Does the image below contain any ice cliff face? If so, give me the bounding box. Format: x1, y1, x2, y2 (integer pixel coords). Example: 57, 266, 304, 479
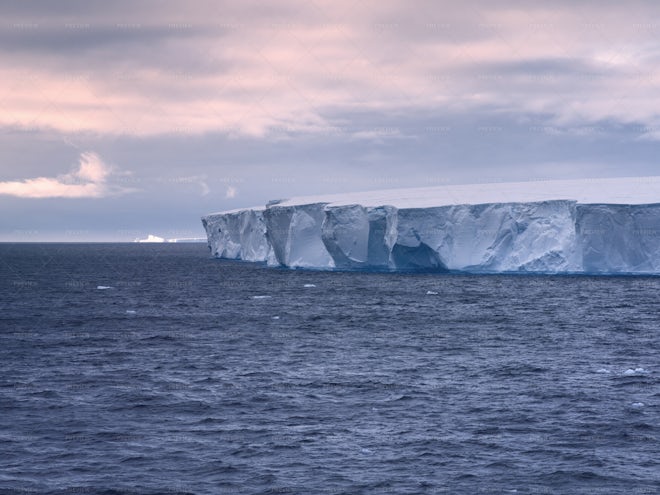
263, 203, 334, 268
322, 205, 397, 270
201, 209, 270, 262
202, 179, 660, 274
577, 204, 660, 273
393, 201, 580, 272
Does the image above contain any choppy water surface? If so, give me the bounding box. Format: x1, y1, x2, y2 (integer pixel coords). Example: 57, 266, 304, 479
1, 243, 658, 494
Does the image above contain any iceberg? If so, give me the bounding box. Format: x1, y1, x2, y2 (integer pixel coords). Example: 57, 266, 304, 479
201, 177, 660, 274
135, 234, 165, 243
133, 234, 206, 243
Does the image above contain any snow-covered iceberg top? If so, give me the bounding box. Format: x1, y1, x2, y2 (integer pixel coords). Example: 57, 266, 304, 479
202, 177, 660, 274
273, 176, 660, 208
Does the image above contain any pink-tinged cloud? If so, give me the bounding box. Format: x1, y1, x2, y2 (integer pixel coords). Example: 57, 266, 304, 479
0, 152, 127, 198
225, 186, 237, 199
1, 1, 660, 137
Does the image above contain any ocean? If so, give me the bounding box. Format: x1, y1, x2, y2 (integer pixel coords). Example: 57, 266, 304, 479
1, 243, 658, 494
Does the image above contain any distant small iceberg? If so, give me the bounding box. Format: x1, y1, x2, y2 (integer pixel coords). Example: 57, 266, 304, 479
134, 234, 205, 243
135, 234, 165, 243
166, 237, 206, 243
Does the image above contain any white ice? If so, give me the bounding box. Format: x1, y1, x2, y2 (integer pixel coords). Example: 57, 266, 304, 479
202, 177, 660, 274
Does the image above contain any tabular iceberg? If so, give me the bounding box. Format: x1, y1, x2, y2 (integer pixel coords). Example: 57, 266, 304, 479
202, 177, 660, 274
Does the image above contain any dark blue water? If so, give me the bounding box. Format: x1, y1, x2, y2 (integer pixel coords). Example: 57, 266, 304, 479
1, 243, 659, 494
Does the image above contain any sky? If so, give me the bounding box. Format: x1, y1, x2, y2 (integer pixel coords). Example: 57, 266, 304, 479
1, 0, 660, 241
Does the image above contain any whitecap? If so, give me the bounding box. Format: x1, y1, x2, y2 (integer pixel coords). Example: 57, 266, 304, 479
426, 290, 438, 295
623, 367, 648, 376
596, 368, 611, 374
272, 316, 280, 320
303, 284, 316, 288
631, 402, 645, 408
126, 310, 137, 314
251, 295, 271, 299
96, 285, 112, 290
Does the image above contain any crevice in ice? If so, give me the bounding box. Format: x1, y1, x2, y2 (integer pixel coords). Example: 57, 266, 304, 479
391, 242, 448, 271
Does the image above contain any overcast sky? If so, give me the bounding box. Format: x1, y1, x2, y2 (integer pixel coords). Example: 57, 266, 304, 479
1, 0, 660, 240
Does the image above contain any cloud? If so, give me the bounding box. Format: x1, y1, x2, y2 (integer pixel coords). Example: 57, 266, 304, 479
1, 1, 659, 139
0, 152, 130, 198
225, 185, 237, 199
